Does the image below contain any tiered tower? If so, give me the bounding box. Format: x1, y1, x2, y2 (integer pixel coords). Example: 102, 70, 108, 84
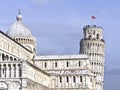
80, 25, 105, 90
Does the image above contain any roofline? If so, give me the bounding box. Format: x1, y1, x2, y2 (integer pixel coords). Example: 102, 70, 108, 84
34, 54, 89, 60
26, 61, 51, 76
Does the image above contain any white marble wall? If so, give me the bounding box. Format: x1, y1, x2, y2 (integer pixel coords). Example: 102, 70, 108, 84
22, 61, 50, 88
34, 55, 96, 90
0, 32, 33, 63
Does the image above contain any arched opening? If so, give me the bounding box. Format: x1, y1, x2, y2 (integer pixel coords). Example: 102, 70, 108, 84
55, 62, 57, 68
2, 53, 5, 61
8, 64, 11, 77
14, 58, 17, 61
11, 82, 21, 90
97, 34, 99, 39
18, 64, 21, 77
80, 76, 82, 82
3, 64, 6, 77
10, 57, 13, 61
66, 62, 69, 67
66, 76, 69, 83
21, 38, 23, 43
44, 62, 47, 68
88, 35, 91, 39
13, 64, 16, 77
73, 76, 76, 82
6, 55, 9, 61
60, 77, 62, 83
0, 81, 8, 90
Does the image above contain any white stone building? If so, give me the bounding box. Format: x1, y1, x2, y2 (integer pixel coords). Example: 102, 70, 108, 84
0, 12, 105, 90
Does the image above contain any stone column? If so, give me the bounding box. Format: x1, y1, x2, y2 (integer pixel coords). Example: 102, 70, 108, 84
11, 64, 14, 78
16, 64, 19, 78
1, 64, 4, 78
6, 64, 9, 78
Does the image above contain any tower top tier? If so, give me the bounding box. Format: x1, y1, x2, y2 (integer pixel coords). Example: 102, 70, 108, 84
83, 25, 104, 40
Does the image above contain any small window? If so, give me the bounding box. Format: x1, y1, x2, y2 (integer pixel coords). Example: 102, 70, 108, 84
55, 62, 57, 67
67, 76, 69, 83
73, 76, 76, 82
66, 62, 69, 67
97, 34, 99, 39
45, 62, 47, 68
2, 54, 4, 61
79, 61, 81, 67
80, 76, 82, 82
89, 35, 91, 39
60, 77, 62, 83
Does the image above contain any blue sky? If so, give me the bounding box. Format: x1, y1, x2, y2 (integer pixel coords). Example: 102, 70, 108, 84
1, 0, 120, 89
0, 0, 119, 70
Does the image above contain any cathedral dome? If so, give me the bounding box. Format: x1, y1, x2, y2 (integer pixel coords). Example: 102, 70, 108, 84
6, 11, 32, 37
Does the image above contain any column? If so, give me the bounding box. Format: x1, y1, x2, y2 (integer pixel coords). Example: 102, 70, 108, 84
16, 64, 19, 77
6, 64, 9, 78
11, 64, 14, 78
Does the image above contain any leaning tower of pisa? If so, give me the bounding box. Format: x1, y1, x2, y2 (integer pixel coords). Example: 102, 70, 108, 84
80, 25, 105, 90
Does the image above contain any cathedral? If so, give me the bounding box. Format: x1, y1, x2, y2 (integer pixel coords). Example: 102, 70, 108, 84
0, 11, 105, 90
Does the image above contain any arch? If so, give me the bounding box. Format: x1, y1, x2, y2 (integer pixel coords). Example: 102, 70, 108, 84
97, 34, 99, 39
18, 64, 21, 77
94, 62, 96, 65
25, 39, 27, 43
13, 64, 16, 77
23, 38, 25, 43
80, 76, 82, 82
0, 81, 8, 90
1, 55, 4, 61
90, 53, 91, 56
3, 64, 6, 77
60, 77, 62, 83
10, 56, 13, 61
95, 53, 97, 56
8, 64, 11, 77
66, 76, 69, 83
44, 62, 47, 68
21, 38, 23, 43
11, 81, 21, 90
73, 76, 76, 82
91, 62, 93, 65
66, 62, 69, 67
14, 58, 17, 61
88, 35, 91, 39
18, 38, 20, 41
16, 38, 18, 41
55, 62, 57, 67
28, 39, 30, 43
6, 55, 9, 61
